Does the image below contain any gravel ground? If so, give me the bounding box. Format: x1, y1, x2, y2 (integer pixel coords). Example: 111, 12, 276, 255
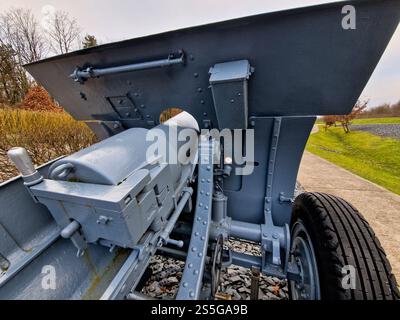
140, 240, 289, 300
351, 124, 400, 140
140, 183, 306, 300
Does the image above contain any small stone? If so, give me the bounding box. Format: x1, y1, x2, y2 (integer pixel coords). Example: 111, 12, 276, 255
265, 277, 276, 286
238, 287, 251, 294
230, 275, 242, 283
159, 276, 179, 287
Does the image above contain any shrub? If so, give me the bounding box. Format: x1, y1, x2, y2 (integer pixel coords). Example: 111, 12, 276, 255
0, 108, 97, 182
18, 85, 63, 112
322, 100, 368, 133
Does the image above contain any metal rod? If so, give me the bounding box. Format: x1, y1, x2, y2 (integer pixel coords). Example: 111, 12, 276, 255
250, 266, 260, 300
159, 187, 193, 244
126, 291, 157, 300
230, 220, 262, 242
157, 246, 187, 259
71, 52, 184, 83
231, 251, 262, 269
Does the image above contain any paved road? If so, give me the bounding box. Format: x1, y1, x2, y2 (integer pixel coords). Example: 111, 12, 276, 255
298, 151, 400, 283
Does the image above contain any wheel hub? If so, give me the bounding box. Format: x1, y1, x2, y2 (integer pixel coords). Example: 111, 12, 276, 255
289, 220, 321, 300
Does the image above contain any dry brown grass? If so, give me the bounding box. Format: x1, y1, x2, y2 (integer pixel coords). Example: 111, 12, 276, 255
0, 108, 97, 182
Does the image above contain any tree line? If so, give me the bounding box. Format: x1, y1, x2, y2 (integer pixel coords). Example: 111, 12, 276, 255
0, 8, 98, 106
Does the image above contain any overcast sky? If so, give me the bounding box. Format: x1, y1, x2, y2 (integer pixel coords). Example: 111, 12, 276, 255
1, 0, 399, 107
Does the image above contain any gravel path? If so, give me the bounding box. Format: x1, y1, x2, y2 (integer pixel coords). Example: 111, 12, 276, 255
351, 124, 400, 140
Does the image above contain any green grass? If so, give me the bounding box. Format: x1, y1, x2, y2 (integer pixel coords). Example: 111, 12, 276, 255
316, 117, 400, 125
306, 126, 400, 195
351, 117, 400, 125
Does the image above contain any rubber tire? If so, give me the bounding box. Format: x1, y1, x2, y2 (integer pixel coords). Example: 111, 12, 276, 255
290, 192, 400, 300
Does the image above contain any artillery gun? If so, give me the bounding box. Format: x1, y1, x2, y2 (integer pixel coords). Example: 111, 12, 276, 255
1, 0, 399, 300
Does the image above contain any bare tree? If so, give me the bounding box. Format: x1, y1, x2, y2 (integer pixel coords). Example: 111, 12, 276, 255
0, 44, 31, 105
0, 8, 46, 64
46, 10, 81, 54
0, 8, 44, 105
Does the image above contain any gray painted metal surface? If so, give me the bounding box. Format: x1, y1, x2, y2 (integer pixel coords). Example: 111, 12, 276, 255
25, 0, 400, 125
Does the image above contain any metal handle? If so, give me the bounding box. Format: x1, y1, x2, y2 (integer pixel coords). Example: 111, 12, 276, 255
49, 163, 74, 180
7, 147, 36, 176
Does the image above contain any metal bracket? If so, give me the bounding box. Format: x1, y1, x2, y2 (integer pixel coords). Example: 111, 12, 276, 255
176, 136, 214, 299
279, 192, 294, 204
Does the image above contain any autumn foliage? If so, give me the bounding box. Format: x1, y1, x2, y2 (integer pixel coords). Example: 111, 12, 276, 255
322, 100, 368, 133
18, 85, 63, 112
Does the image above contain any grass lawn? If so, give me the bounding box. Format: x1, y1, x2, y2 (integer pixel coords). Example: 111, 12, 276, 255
351, 117, 400, 125
316, 117, 400, 125
306, 126, 400, 195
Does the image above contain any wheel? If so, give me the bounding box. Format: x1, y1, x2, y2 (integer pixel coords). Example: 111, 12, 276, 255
211, 234, 223, 297
289, 192, 400, 300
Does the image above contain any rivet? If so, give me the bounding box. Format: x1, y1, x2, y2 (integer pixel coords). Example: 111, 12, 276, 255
203, 221, 207, 225
206, 192, 210, 196
201, 236, 205, 240
188, 263, 193, 268
194, 73, 199, 77
230, 99, 234, 103
205, 206, 209, 209
192, 247, 197, 252
189, 291, 195, 297
197, 87, 202, 93
194, 270, 199, 275
195, 232, 199, 236
183, 282, 188, 287
198, 253, 203, 257
140, 104, 145, 108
